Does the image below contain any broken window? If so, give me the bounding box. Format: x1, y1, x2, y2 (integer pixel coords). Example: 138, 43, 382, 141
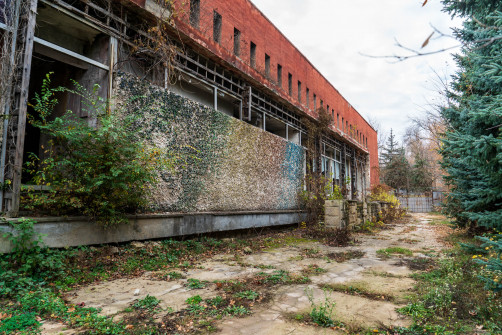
213, 11, 222, 43
233, 28, 241, 56
190, 0, 200, 28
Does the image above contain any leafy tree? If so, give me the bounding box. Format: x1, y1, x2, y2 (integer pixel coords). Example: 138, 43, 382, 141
440, 0, 502, 230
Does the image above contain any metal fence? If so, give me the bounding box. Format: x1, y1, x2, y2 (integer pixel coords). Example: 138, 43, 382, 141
398, 192, 444, 213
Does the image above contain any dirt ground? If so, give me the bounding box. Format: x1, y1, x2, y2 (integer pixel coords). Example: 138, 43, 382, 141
41, 213, 450, 334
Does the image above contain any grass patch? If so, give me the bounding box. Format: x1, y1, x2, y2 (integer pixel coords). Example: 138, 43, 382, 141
326, 250, 365, 262
396, 234, 502, 334
301, 264, 328, 275
262, 236, 313, 251
376, 247, 413, 258
321, 283, 395, 302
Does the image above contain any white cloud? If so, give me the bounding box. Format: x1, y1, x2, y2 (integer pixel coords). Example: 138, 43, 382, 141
251, 0, 462, 144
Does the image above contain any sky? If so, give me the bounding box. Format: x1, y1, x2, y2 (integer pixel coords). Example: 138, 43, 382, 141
250, 0, 462, 144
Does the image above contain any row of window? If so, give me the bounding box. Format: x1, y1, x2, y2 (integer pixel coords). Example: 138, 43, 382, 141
189, 0, 368, 150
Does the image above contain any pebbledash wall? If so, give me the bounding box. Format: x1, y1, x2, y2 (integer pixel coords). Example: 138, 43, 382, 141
116, 72, 304, 212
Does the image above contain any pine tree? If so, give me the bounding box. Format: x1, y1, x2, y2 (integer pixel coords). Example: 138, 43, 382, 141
380, 129, 400, 166
382, 147, 410, 192
440, 0, 502, 229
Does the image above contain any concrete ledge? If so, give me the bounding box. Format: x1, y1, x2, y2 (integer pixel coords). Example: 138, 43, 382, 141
0, 210, 307, 253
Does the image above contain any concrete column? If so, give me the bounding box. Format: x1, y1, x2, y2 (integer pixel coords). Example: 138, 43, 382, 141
324, 200, 343, 229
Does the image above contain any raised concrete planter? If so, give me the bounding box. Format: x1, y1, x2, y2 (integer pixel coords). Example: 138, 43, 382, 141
0, 210, 307, 253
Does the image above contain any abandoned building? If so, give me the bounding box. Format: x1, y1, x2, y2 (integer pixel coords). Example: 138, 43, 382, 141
0, 0, 378, 245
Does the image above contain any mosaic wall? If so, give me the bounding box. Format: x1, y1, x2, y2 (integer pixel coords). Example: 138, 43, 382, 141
114, 72, 304, 212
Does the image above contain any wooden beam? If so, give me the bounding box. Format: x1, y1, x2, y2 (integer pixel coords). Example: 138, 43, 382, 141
9, 0, 38, 217
34, 37, 109, 70
33, 43, 89, 70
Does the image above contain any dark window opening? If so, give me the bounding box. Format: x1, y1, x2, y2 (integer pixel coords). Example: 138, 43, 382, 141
190, 0, 200, 28
313, 94, 317, 109
250, 42, 256, 68
265, 53, 270, 77
277, 64, 282, 86
288, 73, 292, 96
213, 11, 222, 43
233, 28, 241, 56
306, 88, 310, 107
297, 81, 302, 102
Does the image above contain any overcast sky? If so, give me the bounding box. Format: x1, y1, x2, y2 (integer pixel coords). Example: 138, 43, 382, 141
251, 0, 462, 144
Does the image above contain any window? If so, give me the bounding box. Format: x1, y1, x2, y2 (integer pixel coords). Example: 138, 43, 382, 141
306, 88, 310, 107
233, 28, 241, 56
332, 109, 335, 122
288, 73, 292, 96
337, 113, 339, 128
213, 11, 222, 43
190, 0, 200, 28
320, 99, 323, 108
297, 81, 302, 102
342, 117, 344, 132
265, 54, 270, 77
277, 64, 282, 86
313, 94, 317, 110
250, 42, 256, 68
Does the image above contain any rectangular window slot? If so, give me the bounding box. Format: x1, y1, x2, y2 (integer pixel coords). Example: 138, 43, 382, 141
288, 73, 292, 96
250, 42, 256, 68
277, 64, 282, 86
190, 0, 200, 28
265, 53, 270, 77
233, 28, 241, 56
297, 81, 302, 102
306, 87, 310, 107
213, 11, 222, 43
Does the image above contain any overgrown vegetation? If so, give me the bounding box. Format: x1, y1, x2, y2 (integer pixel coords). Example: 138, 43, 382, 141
438, 0, 502, 297
22, 74, 177, 226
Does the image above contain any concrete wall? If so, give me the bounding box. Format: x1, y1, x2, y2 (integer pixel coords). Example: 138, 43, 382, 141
0, 211, 307, 253
115, 72, 304, 213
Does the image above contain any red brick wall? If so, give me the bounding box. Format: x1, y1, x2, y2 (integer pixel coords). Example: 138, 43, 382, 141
126, 0, 379, 186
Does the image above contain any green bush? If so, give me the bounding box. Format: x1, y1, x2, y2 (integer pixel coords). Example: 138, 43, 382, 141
473, 233, 502, 293
1, 218, 67, 296
23, 73, 177, 226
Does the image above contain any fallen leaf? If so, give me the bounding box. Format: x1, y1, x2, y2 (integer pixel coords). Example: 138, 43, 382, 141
421, 31, 434, 48
125, 324, 134, 329
68, 307, 75, 313
36, 316, 42, 322
422, 0, 428, 6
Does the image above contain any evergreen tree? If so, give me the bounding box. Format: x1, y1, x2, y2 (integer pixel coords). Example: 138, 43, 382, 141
382, 147, 410, 192
380, 129, 400, 166
410, 153, 433, 193
440, 0, 502, 229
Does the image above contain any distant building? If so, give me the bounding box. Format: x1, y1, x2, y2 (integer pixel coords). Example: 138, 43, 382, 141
0, 0, 378, 219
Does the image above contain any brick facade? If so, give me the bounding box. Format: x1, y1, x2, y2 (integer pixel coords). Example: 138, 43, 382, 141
126, 0, 379, 186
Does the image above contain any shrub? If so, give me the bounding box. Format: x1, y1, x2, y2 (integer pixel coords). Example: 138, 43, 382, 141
368, 184, 405, 223
473, 233, 502, 293
23, 74, 177, 227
